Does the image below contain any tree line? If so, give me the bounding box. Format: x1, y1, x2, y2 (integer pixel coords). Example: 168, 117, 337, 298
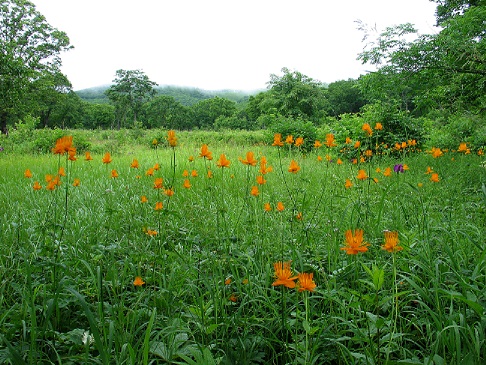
1, 0, 484, 150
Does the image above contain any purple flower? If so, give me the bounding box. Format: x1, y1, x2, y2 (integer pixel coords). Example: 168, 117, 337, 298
0, 146, 4, 152
393, 164, 404, 173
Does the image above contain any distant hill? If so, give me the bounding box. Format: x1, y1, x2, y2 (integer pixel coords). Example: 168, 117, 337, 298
76, 85, 261, 106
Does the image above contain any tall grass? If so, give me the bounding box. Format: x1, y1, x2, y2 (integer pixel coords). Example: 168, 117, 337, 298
0, 129, 485, 364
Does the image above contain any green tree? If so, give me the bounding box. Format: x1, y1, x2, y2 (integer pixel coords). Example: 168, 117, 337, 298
191, 96, 237, 129
326, 79, 368, 116
141, 95, 192, 129
50, 91, 85, 129
25, 71, 72, 128
105, 69, 157, 128
82, 103, 115, 129
0, 0, 72, 134
358, 3, 485, 115
266, 67, 329, 123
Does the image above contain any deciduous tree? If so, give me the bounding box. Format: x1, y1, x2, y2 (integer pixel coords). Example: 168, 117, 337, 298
0, 0, 71, 134
105, 69, 157, 129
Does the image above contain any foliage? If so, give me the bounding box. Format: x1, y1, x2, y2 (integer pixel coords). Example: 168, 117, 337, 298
262, 67, 329, 124
141, 95, 192, 130
191, 97, 238, 129
357, 1, 485, 157
0, 0, 72, 134
105, 69, 158, 128
325, 79, 368, 117
268, 115, 317, 151
426, 112, 486, 149
214, 114, 258, 131
0, 130, 485, 364
82, 103, 116, 129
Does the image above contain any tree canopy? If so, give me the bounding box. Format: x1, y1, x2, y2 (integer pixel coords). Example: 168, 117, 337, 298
105, 69, 158, 128
0, 0, 72, 134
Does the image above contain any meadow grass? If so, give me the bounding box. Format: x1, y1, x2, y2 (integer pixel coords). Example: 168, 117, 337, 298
0, 130, 485, 364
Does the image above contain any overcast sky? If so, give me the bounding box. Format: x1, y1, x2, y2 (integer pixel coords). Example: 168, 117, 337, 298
31, 0, 438, 91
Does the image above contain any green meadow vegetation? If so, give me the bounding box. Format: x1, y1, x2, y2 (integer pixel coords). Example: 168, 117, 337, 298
0, 127, 485, 364
2, 0, 486, 363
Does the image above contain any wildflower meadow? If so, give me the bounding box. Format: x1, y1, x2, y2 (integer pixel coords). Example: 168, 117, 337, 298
0, 127, 485, 364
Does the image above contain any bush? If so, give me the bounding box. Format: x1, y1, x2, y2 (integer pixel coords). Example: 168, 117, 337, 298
267, 115, 317, 152
214, 115, 257, 131
426, 113, 486, 151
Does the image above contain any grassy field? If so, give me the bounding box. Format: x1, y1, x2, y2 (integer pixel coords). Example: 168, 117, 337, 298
0, 129, 485, 364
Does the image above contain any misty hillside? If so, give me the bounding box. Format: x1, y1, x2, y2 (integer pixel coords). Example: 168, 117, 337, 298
76, 85, 260, 106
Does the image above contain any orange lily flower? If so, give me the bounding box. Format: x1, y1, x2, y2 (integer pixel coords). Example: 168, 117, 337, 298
457, 142, 468, 153
140, 195, 148, 203
430, 173, 440, 182
111, 169, 118, 178
374, 122, 383, 130
250, 186, 259, 196
295, 137, 304, 147
145, 229, 158, 237
145, 168, 154, 176
256, 175, 266, 185
32, 181, 42, 190
285, 135, 294, 145
73, 178, 80, 187
325, 133, 337, 148
167, 130, 177, 147
153, 177, 163, 189
314, 140, 322, 148
68, 148, 77, 161
382, 231, 403, 253
272, 261, 298, 288
272, 133, 284, 147
183, 179, 191, 189
85, 151, 93, 161
52, 136, 73, 155
341, 229, 370, 255
102, 152, 112, 164
288, 159, 300, 173
130, 159, 139, 168
217, 154, 231, 168
133, 277, 145, 286
345, 179, 353, 189
24, 169, 33, 178
362, 123, 373, 136
199, 144, 213, 160
431, 147, 443, 158
154, 201, 163, 210
297, 273, 316, 292
276, 202, 285, 212
264, 203, 272, 212
58, 167, 66, 177
46, 181, 56, 191
259, 156, 272, 174
239, 151, 257, 166
357, 169, 367, 180
191, 169, 198, 177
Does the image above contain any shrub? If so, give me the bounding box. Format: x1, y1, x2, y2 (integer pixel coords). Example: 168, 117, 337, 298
268, 115, 317, 152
